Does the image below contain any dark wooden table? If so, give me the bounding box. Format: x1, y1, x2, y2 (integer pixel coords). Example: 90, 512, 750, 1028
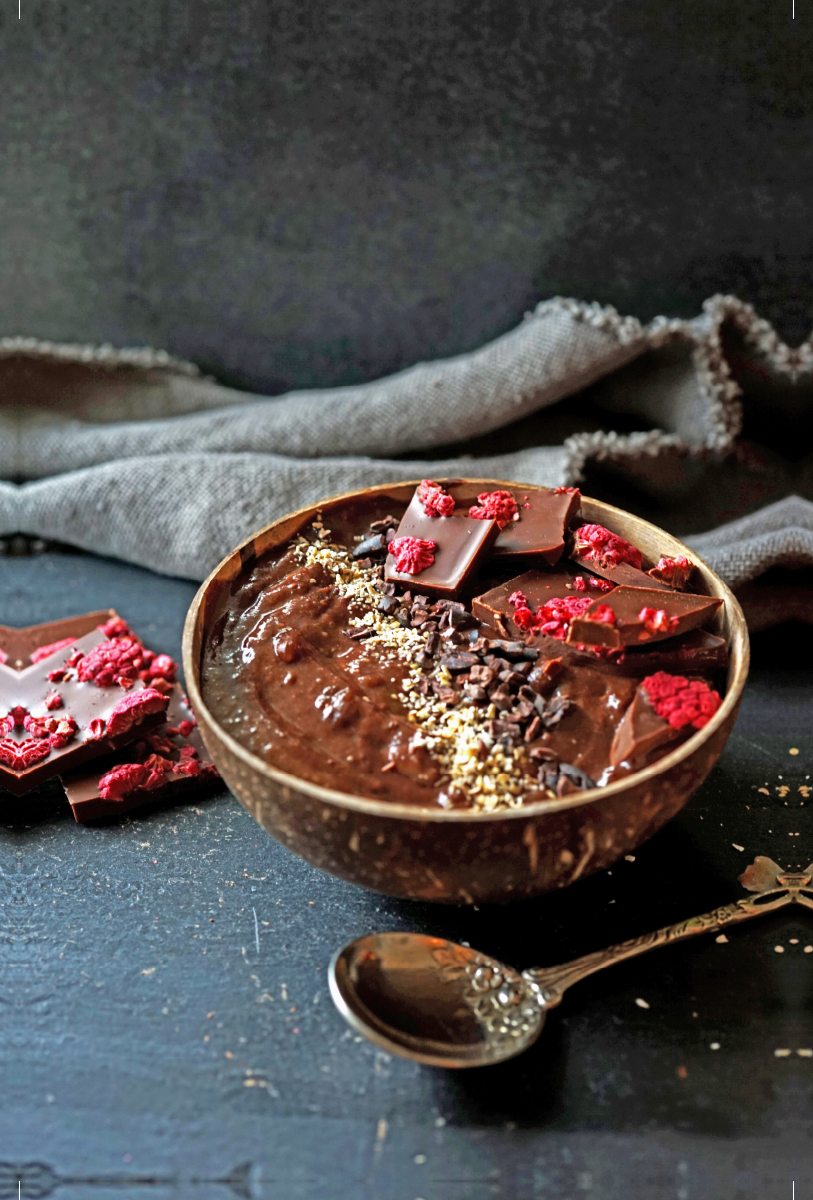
1, 548, 810, 1200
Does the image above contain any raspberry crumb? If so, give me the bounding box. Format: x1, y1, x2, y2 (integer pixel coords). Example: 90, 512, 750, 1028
417, 480, 455, 518
468, 490, 518, 529
44, 692, 63, 711
389, 536, 437, 575
641, 671, 721, 730
638, 607, 678, 635
589, 604, 617, 625
573, 524, 643, 569
30, 637, 77, 664
98, 762, 149, 800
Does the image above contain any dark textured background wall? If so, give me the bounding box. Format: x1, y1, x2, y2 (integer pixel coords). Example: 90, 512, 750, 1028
1, 0, 808, 392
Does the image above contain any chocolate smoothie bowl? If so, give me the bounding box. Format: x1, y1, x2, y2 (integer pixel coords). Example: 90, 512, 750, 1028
183, 480, 749, 904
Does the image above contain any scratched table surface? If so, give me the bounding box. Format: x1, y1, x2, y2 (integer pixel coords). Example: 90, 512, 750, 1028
0, 548, 810, 1200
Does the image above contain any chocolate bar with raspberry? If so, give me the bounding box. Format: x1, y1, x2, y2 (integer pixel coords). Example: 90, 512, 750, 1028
451, 484, 581, 563
384, 491, 499, 597
0, 612, 173, 796
567, 586, 722, 648
472, 566, 610, 637
61, 685, 219, 822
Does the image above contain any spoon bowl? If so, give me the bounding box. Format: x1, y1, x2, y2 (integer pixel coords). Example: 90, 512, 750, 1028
329, 932, 545, 1068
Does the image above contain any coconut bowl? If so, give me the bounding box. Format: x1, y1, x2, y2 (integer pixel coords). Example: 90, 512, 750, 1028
182, 480, 749, 905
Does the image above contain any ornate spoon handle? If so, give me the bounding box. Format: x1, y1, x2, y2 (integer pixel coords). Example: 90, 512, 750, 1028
524, 890, 793, 1009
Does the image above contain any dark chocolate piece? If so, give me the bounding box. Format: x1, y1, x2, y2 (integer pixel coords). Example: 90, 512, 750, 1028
609, 687, 681, 767
473, 567, 608, 636
62, 686, 218, 822
0, 618, 170, 796
567, 551, 672, 591
451, 484, 580, 563
618, 629, 728, 674
384, 492, 499, 597
567, 587, 722, 648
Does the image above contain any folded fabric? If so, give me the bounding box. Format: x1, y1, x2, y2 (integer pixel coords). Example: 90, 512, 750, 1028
0, 294, 810, 600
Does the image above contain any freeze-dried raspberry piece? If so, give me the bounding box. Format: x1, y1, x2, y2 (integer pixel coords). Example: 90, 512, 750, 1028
389, 536, 437, 575
45, 692, 63, 711
589, 604, 617, 625
573, 524, 643, 569
554, 486, 579, 494
77, 637, 144, 688
417, 480, 455, 518
647, 555, 693, 589
30, 637, 77, 664
175, 758, 202, 777
507, 590, 537, 631
98, 616, 134, 639
98, 763, 149, 800
535, 595, 593, 639
106, 687, 169, 738
139, 653, 178, 684
86, 718, 106, 740
468, 490, 518, 529
642, 671, 722, 730
639, 607, 678, 636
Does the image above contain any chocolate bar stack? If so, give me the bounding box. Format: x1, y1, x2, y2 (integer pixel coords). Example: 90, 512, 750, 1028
0, 610, 217, 820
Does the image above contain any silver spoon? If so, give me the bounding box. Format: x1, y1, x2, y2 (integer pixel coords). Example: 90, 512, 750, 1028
329, 856, 813, 1068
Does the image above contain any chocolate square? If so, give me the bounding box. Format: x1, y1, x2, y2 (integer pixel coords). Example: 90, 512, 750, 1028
451, 484, 580, 563
384, 493, 499, 597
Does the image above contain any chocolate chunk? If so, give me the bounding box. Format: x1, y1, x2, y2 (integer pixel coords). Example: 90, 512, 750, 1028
526, 658, 565, 693
440, 653, 480, 673
567, 587, 723, 648
538, 760, 596, 795
450, 484, 581, 563
463, 683, 489, 702
484, 639, 537, 660
533, 693, 576, 728
342, 626, 376, 641
384, 492, 499, 598
609, 687, 680, 767
353, 534, 388, 559
368, 515, 399, 534
377, 596, 398, 615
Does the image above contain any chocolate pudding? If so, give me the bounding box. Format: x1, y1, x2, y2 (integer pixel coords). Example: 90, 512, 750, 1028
201, 483, 727, 811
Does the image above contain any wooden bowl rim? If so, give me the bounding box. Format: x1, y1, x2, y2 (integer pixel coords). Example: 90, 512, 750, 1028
183, 479, 750, 825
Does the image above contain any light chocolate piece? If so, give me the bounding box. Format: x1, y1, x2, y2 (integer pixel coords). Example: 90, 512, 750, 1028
567, 587, 722, 648
384, 492, 499, 597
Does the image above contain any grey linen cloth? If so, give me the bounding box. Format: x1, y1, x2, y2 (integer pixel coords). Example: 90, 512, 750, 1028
1, 294, 811, 592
